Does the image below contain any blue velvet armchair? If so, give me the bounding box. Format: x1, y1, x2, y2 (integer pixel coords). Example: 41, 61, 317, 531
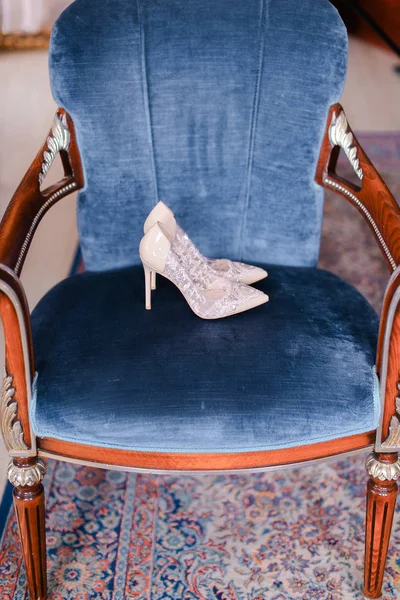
1, 0, 400, 598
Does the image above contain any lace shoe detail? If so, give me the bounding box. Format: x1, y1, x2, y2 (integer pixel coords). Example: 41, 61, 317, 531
163, 250, 267, 319
206, 258, 259, 282
172, 226, 266, 285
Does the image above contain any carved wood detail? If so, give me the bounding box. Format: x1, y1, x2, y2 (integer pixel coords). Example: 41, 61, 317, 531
316, 103, 400, 272
11, 458, 47, 600
316, 103, 400, 452
7, 457, 45, 487
328, 109, 363, 180
0, 109, 83, 275
38, 113, 70, 187
0, 369, 28, 454
364, 453, 398, 599
0, 265, 35, 454
0, 110, 83, 461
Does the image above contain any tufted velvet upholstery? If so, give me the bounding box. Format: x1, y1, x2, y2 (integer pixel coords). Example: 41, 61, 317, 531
49, 0, 348, 271
30, 266, 379, 452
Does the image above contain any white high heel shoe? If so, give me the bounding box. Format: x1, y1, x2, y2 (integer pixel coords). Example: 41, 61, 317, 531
139, 222, 269, 320
143, 201, 268, 288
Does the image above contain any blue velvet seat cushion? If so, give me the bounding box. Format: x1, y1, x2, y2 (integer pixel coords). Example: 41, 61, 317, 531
30, 266, 380, 453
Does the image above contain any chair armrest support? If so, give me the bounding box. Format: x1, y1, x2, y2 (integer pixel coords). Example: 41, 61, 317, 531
0, 108, 84, 275
0, 264, 36, 457
317, 104, 400, 452
317, 106, 400, 452
0, 109, 83, 458
316, 103, 400, 272
374, 266, 400, 451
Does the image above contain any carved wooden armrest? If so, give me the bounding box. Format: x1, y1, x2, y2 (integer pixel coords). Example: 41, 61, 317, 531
0, 264, 36, 457
0, 110, 83, 459
0, 108, 84, 275
316, 104, 400, 454
316, 103, 400, 273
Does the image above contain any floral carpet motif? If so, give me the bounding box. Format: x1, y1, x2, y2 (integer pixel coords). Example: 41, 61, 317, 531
1, 455, 400, 599
0, 133, 399, 599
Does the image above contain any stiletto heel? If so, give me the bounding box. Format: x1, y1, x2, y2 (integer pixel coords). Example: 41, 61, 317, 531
139, 222, 268, 320
143, 264, 152, 310
144, 201, 268, 285
151, 270, 156, 290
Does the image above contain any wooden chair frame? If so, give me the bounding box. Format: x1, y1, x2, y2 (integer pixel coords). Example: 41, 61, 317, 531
0, 103, 399, 599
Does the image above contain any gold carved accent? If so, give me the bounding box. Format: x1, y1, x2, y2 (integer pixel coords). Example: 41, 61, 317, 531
39, 113, 70, 186
0, 370, 28, 454
7, 459, 46, 487
366, 453, 400, 482
329, 110, 363, 180
381, 373, 400, 449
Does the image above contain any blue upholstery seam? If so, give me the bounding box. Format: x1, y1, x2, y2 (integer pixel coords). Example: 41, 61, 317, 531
136, 0, 159, 204
237, 0, 266, 261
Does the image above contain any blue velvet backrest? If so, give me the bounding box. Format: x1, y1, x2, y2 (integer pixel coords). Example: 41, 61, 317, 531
50, 0, 347, 272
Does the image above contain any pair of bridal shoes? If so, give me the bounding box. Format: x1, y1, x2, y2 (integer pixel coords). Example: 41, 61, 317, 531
139, 201, 268, 320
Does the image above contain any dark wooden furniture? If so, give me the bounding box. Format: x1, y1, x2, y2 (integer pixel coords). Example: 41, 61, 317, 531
333, 0, 400, 52
0, 103, 399, 599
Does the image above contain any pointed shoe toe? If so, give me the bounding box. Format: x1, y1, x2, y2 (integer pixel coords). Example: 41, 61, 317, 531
232, 286, 269, 316
239, 265, 268, 285
208, 258, 268, 285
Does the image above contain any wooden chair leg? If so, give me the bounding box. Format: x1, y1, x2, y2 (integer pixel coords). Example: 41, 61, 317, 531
7, 458, 47, 600
364, 452, 399, 599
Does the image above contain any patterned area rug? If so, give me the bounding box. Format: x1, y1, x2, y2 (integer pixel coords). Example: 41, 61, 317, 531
0, 133, 399, 599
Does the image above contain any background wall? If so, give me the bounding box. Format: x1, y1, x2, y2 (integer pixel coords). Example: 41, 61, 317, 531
1, 0, 72, 34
